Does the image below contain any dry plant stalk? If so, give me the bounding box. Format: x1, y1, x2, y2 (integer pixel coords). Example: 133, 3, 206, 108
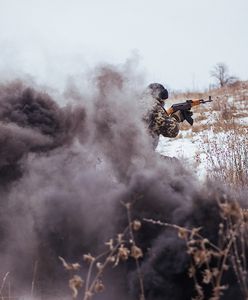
124, 202, 145, 300
31, 260, 38, 298
59, 201, 145, 300
0, 272, 10, 300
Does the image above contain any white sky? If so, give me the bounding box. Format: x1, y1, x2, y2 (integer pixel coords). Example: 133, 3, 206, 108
0, 0, 247, 91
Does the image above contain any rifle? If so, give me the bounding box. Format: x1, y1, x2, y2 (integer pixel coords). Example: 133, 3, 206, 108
165, 96, 212, 125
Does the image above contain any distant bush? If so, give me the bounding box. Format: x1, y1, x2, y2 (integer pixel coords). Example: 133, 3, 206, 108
210, 63, 239, 88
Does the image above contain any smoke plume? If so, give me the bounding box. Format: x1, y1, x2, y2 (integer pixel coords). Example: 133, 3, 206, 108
0, 65, 246, 300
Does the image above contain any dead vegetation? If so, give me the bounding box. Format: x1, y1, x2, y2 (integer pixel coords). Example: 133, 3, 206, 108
203, 92, 247, 188
170, 80, 248, 189
144, 199, 248, 300
57, 198, 248, 300
59, 201, 145, 300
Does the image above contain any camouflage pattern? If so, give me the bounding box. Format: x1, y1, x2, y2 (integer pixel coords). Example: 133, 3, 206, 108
145, 100, 180, 148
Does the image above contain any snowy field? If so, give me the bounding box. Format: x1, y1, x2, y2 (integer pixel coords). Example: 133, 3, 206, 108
157, 92, 248, 184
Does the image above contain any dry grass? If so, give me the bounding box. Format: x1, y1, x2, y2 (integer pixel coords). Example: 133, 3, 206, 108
58, 197, 248, 300
172, 82, 248, 188
144, 199, 248, 300
59, 201, 145, 300
204, 129, 247, 189
201, 92, 248, 188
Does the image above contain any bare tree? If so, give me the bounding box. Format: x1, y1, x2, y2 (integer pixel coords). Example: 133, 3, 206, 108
210, 62, 238, 87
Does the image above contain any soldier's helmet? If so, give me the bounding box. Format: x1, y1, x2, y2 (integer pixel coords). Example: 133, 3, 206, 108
148, 83, 168, 101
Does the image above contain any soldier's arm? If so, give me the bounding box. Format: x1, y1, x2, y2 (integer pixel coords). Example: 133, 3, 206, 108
159, 115, 180, 138
151, 104, 180, 138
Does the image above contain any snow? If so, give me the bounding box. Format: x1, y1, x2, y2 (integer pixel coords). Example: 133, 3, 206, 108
156, 133, 208, 180
237, 117, 248, 125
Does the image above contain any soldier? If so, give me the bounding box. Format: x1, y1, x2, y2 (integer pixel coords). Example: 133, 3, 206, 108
145, 83, 190, 149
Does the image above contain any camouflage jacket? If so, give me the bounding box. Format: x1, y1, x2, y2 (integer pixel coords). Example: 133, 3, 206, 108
146, 100, 180, 139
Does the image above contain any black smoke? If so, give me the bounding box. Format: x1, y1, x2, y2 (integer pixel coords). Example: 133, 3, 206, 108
0, 80, 86, 184
0, 66, 246, 300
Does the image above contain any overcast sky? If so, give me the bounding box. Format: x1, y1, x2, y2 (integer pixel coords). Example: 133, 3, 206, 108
0, 0, 247, 91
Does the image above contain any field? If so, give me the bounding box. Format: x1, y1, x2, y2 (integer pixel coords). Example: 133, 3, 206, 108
0, 76, 247, 300
158, 81, 248, 189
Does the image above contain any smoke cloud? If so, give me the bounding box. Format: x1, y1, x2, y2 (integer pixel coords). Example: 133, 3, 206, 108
0, 63, 246, 300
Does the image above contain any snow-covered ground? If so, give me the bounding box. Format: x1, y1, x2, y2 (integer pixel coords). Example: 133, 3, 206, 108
157, 132, 208, 180
156, 93, 248, 182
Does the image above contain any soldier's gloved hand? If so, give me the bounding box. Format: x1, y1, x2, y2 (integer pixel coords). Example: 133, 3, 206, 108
171, 110, 184, 122
172, 110, 193, 123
